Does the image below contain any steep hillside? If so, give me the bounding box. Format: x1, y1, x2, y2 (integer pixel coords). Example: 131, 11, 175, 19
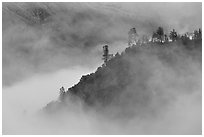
45, 40, 201, 119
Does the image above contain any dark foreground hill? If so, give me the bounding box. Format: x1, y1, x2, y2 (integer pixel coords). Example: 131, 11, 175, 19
44, 40, 201, 119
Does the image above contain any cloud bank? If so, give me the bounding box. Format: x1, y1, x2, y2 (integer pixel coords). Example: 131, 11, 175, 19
2, 2, 202, 135
2, 2, 202, 86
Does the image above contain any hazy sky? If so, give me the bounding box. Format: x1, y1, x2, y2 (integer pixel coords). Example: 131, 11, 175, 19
3, 2, 202, 86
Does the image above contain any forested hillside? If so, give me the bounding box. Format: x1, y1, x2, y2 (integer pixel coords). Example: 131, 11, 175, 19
45, 37, 201, 119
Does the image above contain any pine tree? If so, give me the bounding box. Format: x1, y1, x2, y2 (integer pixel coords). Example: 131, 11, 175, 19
169, 29, 178, 42
156, 27, 164, 43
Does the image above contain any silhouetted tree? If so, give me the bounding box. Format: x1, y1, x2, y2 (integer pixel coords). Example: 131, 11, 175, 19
193, 29, 202, 40
169, 29, 178, 42
128, 28, 138, 46
164, 34, 168, 42
193, 30, 199, 40
102, 45, 113, 65
156, 27, 164, 43
59, 86, 65, 101
198, 28, 202, 39
181, 34, 190, 45
152, 32, 158, 42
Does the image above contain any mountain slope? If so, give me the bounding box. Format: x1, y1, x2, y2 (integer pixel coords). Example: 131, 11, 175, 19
45, 40, 201, 119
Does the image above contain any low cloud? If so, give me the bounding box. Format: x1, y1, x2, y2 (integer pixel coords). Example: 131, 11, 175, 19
2, 2, 202, 135
2, 2, 202, 86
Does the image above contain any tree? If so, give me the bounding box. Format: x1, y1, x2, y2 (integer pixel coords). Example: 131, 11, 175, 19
164, 34, 168, 42
181, 34, 190, 45
156, 27, 164, 43
102, 45, 113, 65
59, 86, 65, 101
152, 32, 158, 42
169, 29, 178, 41
198, 28, 202, 40
193, 29, 202, 40
128, 28, 138, 46
193, 30, 199, 40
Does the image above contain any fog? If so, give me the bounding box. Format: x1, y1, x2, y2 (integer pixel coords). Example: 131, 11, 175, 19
3, 44, 201, 134
3, 2, 201, 86
2, 2, 202, 135
3, 66, 95, 134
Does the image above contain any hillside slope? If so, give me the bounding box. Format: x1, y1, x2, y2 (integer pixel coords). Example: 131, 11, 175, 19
45, 40, 201, 120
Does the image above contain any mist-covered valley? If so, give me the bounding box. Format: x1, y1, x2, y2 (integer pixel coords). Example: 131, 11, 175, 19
2, 2, 202, 135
